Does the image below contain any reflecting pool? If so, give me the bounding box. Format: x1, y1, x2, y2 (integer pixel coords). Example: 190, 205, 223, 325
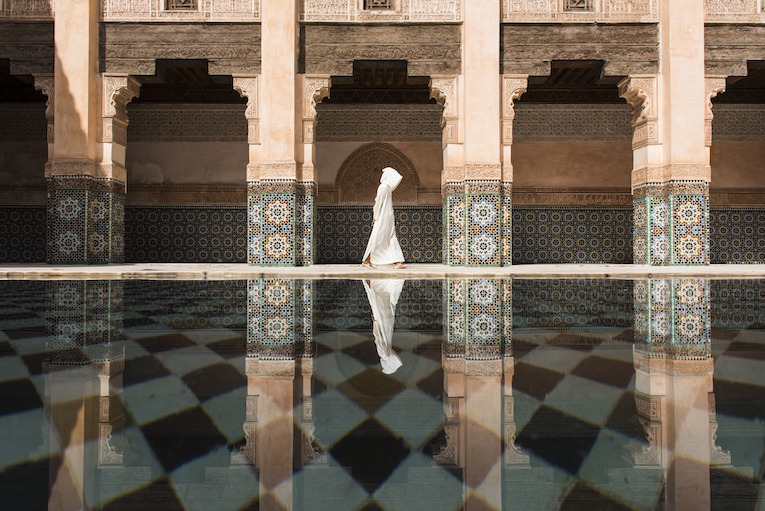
0, 278, 764, 510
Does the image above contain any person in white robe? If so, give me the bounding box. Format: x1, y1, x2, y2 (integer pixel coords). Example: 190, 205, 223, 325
362, 166, 408, 269
363, 279, 405, 375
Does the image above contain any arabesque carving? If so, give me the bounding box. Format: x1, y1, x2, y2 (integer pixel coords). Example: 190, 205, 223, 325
103, 75, 140, 120
705, 76, 726, 147
336, 143, 420, 205
233, 76, 260, 144
300, 0, 461, 21
503, 75, 528, 145
0, 0, 54, 19
502, 0, 657, 22
704, 0, 765, 22
102, 0, 260, 20
618, 75, 658, 149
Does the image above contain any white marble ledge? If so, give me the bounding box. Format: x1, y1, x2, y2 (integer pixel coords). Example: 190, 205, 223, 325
2, 263, 765, 280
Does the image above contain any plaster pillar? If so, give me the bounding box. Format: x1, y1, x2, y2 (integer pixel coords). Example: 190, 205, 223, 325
620, 0, 709, 265
254, 0, 302, 266
233, 77, 263, 264
445, 0, 506, 266
297, 76, 330, 265
47, 0, 122, 263
251, 359, 295, 510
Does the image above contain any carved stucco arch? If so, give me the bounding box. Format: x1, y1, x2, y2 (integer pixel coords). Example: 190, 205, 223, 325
335, 143, 420, 205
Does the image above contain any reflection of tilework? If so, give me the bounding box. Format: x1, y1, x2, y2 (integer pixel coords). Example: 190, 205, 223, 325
314, 280, 442, 333
445, 279, 466, 357
316, 207, 442, 264
711, 280, 765, 329
711, 209, 765, 264
262, 193, 296, 265
0, 206, 46, 262
467, 195, 500, 266
247, 279, 313, 359
466, 279, 503, 359
673, 195, 709, 265
512, 208, 631, 264
513, 279, 634, 330
46, 281, 124, 364
125, 207, 247, 263
633, 279, 710, 359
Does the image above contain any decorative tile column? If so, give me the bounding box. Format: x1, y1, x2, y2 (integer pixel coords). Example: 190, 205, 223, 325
46, 174, 126, 263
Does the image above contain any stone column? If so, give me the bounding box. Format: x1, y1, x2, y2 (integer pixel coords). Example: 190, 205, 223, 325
254, 0, 302, 266
48, 0, 123, 263
632, 278, 728, 510
297, 76, 330, 265
446, 0, 506, 266
501, 77, 527, 266
233, 76, 263, 264
620, 0, 709, 265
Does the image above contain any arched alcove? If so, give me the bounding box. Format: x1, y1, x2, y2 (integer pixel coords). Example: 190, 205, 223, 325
335, 143, 420, 205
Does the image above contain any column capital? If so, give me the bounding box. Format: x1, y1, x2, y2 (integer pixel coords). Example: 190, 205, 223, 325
618, 74, 659, 149
102, 74, 139, 120
704, 75, 727, 147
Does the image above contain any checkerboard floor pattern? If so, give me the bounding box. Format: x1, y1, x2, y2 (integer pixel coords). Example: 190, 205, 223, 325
0, 279, 763, 510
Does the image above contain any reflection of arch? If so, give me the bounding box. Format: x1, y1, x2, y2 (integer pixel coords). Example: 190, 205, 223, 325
335, 143, 420, 205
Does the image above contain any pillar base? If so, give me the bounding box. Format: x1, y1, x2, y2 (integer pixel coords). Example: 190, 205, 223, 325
633, 181, 709, 265
46, 172, 125, 264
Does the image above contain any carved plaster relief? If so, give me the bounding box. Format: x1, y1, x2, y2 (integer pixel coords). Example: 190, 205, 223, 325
33, 74, 54, 144
502, 75, 528, 145
704, 76, 726, 147
430, 76, 458, 144
618, 75, 658, 149
233, 76, 260, 145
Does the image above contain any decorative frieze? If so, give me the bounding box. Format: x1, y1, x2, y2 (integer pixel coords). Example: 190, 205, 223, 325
502, 0, 657, 22
704, 0, 765, 23
0, 0, 54, 19
101, 0, 260, 20
300, 0, 461, 21
711, 104, 765, 141
315, 104, 443, 142
512, 104, 632, 142
126, 103, 248, 142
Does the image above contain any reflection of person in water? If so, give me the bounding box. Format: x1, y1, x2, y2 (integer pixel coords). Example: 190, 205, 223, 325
362, 166, 408, 269
363, 279, 405, 374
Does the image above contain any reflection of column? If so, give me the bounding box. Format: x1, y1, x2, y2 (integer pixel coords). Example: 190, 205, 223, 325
45, 280, 125, 509
632, 278, 725, 510
248, 279, 313, 360
443, 278, 512, 508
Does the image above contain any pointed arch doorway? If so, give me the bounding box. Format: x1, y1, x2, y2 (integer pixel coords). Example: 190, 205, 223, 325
314, 60, 444, 264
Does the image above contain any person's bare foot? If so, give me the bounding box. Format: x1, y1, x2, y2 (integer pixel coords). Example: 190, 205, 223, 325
393, 262, 408, 269
362, 260, 375, 269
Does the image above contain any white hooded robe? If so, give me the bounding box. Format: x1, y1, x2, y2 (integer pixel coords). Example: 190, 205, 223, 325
362, 166, 405, 266
362, 278, 404, 375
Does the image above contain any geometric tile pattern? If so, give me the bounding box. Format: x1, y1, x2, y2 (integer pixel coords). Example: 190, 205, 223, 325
316, 206, 442, 264
633, 278, 711, 359
261, 193, 295, 265
467, 195, 501, 266
711, 279, 765, 330
297, 193, 314, 266
125, 206, 247, 263
445, 279, 511, 359
512, 207, 632, 264
636, 183, 710, 266
512, 279, 634, 330
247, 278, 312, 359
1, 278, 765, 510
710, 208, 765, 264
46, 176, 125, 264
445, 195, 466, 265
45, 280, 124, 365
0, 206, 46, 263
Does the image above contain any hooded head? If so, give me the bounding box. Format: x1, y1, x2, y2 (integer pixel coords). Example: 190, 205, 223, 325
380, 166, 403, 192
